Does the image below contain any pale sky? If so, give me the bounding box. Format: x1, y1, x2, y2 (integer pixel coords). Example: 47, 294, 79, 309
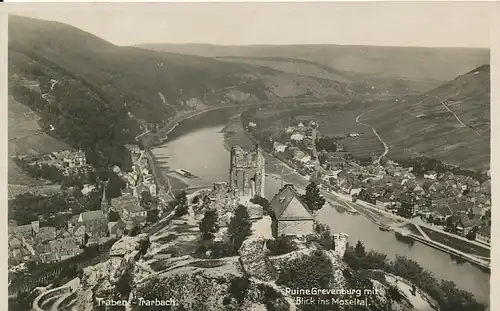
7, 2, 494, 48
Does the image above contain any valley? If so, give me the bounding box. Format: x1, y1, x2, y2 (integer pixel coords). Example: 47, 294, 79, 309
6, 10, 491, 311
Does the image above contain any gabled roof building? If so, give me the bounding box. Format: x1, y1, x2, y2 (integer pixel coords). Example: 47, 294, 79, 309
269, 185, 315, 237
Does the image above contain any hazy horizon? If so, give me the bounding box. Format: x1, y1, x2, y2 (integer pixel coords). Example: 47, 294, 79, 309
7, 2, 493, 48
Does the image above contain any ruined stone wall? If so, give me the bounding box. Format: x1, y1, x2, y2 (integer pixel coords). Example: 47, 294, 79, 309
229, 145, 265, 198
277, 220, 314, 237
255, 146, 265, 198
211, 182, 237, 213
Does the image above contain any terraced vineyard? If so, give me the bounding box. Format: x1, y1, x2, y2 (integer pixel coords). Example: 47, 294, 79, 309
315, 109, 385, 158
340, 135, 385, 159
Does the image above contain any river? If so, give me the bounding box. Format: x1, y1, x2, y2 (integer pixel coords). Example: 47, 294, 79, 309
150, 109, 490, 303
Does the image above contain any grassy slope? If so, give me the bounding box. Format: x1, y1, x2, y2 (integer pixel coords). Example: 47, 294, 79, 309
361, 65, 490, 170
8, 95, 71, 185
136, 43, 489, 81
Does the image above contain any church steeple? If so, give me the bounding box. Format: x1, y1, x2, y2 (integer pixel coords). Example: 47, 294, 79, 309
101, 180, 110, 224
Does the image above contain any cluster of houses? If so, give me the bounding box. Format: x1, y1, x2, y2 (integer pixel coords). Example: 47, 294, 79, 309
250, 116, 491, 245
17, 149, 92, 178
114, 144, 157, 198
271, 119, 320, 171
8, 144, 160, 270
107, 143, 159, 230
319, 157, 491, 244
8, 208, 108, 268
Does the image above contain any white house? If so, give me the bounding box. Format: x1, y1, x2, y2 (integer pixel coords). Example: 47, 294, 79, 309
299, 155, 312, 164
273, 142, 287, 153
63, 151, 86, 167
475, 226, 491, 245
149, 183, 157, 196
350, 188, 362, 196
82, 184, 96, 196
424, 173, 437, 180
405, 173, 416, 179
291, 133, 305, 142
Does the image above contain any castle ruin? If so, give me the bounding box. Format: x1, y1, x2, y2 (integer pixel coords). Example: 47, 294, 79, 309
229, 145, 265, 199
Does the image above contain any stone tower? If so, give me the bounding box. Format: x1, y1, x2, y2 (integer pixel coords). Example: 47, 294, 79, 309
229, 145, 265, 198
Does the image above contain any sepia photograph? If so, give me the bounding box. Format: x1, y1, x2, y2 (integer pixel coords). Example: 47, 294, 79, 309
4, 2, 493, 311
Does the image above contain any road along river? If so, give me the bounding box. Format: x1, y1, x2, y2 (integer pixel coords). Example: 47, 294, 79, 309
150, 109, 490, 303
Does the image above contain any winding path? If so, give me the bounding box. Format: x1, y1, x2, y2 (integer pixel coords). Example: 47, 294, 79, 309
355, 112, 389, 164
440, 100, 482, 137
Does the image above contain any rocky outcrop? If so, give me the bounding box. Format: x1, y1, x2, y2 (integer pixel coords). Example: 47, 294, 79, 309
69, 221, 423, 311
135, 271, 291, 311
109, 234, 148, 258
74, 235, 151, 311
238, 237, 277, 282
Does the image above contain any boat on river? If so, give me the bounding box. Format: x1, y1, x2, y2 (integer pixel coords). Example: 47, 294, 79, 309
379, 224, 391, 231
175, 169, 196, 178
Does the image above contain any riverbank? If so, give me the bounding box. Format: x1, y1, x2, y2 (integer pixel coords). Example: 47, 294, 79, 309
394, 229, 490, 271
146, 149, 188, 202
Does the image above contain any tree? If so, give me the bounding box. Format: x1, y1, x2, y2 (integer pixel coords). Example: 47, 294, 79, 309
199, 209, 219, 240
139, 238, 151, 256
313, 222, 335, 250
228, 205, 252, 251
115, 266, 133, 297
129, 225, 141, 237
355, 240, 366, 258
146, 209, 159, 223
106, 172, 126, 198
174, 191, 189, 217
250, 195, 271, 216
109, 210, 120, 222
277, 250, 333, 295
140, 190, 153, 207
362, 251, 388, 270
192, 195, 200, 205
301, 182, 326, 212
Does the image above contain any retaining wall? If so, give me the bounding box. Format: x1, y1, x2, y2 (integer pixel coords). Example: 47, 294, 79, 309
32, 286, 70, 311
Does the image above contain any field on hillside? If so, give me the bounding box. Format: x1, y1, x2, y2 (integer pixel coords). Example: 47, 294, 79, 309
220, 57, 351, 82
8, 96, 70, 185
222, 57, 442, 96
361, 100, 490, 170
306, 108, 385, 158
358, 66, 490, 171
315, 109, 369, 135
